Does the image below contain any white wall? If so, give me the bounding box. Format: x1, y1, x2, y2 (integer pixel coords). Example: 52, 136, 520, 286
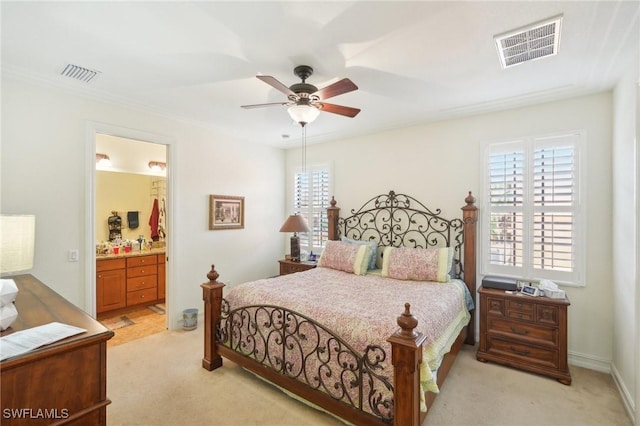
1, 75, 286, 328
636, 82, 640, 426
287, 93, 614, 368
612, 55, 639, 424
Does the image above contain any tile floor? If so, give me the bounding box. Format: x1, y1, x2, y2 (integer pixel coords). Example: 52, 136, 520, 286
102, 305, 167, 347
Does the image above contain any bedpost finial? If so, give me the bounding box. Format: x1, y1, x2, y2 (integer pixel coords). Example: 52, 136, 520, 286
465, 191, 476, 206
330, 196, 337, 208
207, 264, 219, 282
397, 302, 418, 338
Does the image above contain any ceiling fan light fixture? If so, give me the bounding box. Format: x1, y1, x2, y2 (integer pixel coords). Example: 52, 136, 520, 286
287, 104, 320, 126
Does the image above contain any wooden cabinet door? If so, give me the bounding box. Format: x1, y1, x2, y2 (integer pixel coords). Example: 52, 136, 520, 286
97, 269, 126, 313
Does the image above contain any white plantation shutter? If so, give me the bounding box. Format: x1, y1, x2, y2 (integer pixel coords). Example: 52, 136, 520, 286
294, 164, 331, 252
532, 140, 575, 274
484, 132, 583, 285
488, 145, 525, 268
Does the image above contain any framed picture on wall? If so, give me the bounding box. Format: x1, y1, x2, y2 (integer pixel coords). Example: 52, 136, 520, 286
209, 195, 245, 230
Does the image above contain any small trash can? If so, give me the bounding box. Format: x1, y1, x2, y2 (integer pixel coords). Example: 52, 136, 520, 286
182, 308, 198, 331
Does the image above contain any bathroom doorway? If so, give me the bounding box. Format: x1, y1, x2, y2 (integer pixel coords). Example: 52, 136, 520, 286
85, 122, 174, 331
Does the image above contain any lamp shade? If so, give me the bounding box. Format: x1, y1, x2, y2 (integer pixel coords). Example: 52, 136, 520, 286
287, 104, 320, 125
0, 215, 36, 274
279, 214, 310, 233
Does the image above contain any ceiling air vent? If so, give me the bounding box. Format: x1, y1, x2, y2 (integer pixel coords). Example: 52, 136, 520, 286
59, 63, 101, 83
494, 15, 563, 69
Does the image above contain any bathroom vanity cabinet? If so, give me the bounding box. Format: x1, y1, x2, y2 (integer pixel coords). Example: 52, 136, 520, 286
96, 251, 165, 317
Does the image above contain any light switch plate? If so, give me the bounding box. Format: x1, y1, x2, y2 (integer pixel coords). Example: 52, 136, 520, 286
68, 249, 79, 262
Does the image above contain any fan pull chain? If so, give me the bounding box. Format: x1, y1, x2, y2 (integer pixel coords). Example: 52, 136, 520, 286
301, 124, 307, 175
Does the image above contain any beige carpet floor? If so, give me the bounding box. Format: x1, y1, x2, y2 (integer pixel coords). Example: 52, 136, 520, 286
107, 327, 632, 426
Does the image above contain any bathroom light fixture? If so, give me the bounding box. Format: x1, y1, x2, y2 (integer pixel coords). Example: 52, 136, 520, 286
148, 161, 166, 171
95, 153, 111, 167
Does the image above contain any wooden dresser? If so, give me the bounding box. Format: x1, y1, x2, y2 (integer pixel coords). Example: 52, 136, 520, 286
1, 274, 114, 425
476, 286, 571, 385
278, 259, 316, 275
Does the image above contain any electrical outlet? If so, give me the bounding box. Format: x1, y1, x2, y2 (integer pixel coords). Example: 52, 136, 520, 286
68, 249, 79, 262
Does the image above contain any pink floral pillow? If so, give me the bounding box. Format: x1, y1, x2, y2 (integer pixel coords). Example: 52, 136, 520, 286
381, 246, 453, 282
318, 240, 370, 275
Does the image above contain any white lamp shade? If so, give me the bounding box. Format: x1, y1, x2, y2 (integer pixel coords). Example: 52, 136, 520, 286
287, 104, 320, 125
0, 215, 36, 274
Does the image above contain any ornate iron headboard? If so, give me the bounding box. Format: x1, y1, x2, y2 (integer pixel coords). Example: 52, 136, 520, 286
335, 190, 465, 279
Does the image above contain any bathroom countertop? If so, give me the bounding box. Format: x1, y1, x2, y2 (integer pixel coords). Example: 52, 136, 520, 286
96, 248, 165, 260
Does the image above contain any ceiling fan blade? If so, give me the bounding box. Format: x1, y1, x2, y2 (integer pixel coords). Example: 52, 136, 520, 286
313, 78, 358, 100
318, 102, 361, 118
241, 102, 288, 109
257, 75, 296, 97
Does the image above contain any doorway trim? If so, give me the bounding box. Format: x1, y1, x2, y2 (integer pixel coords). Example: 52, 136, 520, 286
85, 121, 176, 329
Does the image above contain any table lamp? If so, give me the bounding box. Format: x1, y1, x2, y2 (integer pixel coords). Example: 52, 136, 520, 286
279, 214, 310, 262
0, 214, 36, 330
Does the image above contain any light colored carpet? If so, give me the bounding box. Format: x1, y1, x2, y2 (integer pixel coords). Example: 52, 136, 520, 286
107, 327, 632, 426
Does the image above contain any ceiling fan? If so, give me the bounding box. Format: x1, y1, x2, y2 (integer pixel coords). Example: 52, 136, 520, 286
241, 65, 361, 125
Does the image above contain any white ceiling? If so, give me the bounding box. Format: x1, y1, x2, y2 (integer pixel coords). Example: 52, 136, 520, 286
2, 1, 638, 149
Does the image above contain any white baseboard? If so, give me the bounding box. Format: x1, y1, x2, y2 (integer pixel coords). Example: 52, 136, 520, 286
568, 350, 611, 373
611, 363, 636, 425
568, 352, 636, 424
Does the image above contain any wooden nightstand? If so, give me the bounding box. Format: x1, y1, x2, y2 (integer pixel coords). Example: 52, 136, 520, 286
476, 286, 571, 385
279, 259, 317, 275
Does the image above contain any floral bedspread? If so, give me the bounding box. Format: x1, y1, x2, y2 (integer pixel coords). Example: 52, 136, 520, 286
223, 266, 470, 414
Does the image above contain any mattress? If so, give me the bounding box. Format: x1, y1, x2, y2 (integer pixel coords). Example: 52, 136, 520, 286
222, 266, 471, 416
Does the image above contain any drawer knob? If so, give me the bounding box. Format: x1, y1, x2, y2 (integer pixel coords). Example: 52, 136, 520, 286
509, 346, 531, 356
510, 326, 529, 335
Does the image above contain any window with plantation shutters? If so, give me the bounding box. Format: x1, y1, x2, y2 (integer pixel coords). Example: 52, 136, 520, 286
483, 131, 584, 286
293, 164, 331, 253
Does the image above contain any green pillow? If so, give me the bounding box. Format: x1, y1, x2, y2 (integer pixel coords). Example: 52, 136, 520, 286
340, 236, 378, 270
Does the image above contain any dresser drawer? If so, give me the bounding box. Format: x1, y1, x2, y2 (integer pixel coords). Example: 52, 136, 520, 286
485, 336, 559, 369
127, 255, 157, 268
127, 287, 157, 306
127, 275, 157, 291
279, 260, 317, 275
486, 297, 505, 316
97, 258, 126, 272
487, 318, 558, 347
536, 305, 559, 326
507, 299, 534, 312
127, 264, 158, 278
507, 299, 535, 321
